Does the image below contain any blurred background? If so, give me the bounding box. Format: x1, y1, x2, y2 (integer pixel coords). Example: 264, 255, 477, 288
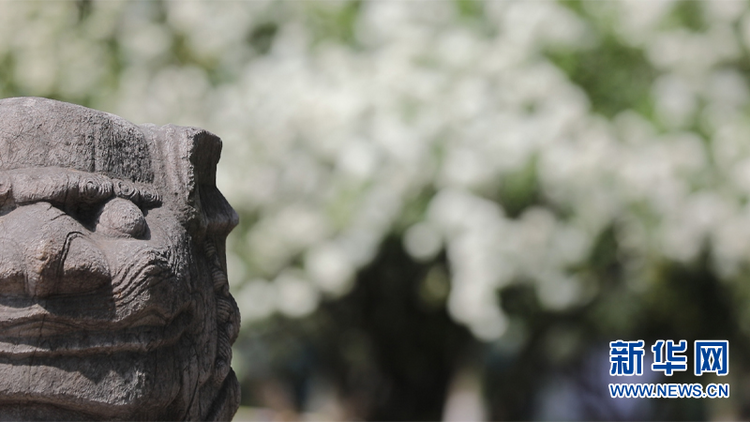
3, 0, 750, 419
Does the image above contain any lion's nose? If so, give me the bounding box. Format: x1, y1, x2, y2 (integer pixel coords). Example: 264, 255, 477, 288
0, 238, 25, 296
0, 202, 111, 298
26, 233, 111, 297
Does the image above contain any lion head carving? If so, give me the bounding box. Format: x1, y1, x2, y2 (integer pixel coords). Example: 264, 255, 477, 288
0, 97, 240, 421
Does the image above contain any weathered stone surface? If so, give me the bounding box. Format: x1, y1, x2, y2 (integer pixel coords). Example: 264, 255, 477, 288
0, 97, 240, 421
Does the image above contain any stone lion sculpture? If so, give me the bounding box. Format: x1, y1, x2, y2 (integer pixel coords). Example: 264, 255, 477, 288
0, 97, 240, 421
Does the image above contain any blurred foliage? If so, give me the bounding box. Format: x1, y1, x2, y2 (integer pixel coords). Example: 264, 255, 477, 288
547, 33, 657, 119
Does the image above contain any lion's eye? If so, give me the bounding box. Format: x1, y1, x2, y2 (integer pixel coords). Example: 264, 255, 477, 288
94, 197, 147, 238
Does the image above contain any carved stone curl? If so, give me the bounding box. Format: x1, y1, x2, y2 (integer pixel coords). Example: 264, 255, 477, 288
0, 97, 240, 421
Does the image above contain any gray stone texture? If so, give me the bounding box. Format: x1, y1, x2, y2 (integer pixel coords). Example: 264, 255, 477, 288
0, 97, 241, 421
